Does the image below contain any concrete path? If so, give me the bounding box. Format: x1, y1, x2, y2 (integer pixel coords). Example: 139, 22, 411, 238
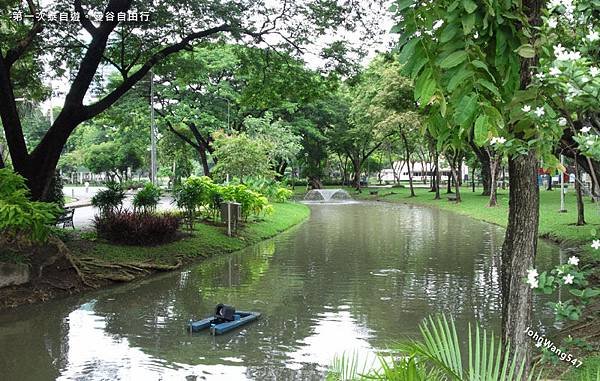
63, 186, 176, 229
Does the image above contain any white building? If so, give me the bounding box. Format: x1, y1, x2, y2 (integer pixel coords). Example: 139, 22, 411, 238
379, 161, 470, 182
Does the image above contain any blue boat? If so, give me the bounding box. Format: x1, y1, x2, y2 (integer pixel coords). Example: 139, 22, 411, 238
188, 305, 260, 335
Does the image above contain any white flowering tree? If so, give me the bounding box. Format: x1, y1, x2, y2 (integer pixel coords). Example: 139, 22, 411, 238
534, 0, 600, 191
390, 0, 599, 376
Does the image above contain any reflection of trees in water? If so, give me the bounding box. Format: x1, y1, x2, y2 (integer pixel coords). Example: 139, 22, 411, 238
0, 303, 71, 380
6, 203, 559, 380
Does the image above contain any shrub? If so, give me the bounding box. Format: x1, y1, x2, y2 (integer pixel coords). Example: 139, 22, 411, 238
173, 176, 221, 230
0, 168, 61, 242
274, 187, 293, 202
133, 183, 161, 213
92, 181, 125, 216
122, 180, 147, 190
93, 211, 180, 245
221, 184, 273, 220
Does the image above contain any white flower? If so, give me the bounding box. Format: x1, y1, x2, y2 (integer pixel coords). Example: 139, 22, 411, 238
590, 67, 600, 77
527, 269, 539, 279
563, 274, 574, 285
581, 76, 590, 83
473, 31, 479, 39
553, 44, 565, 56
568, 51, 581, 60
568, 256, 580, 266
527, 277, 539, 289
432, 19, 444, 30
548, 18, 558, 28
591, 239, 600, 249
491, 136, 506, 145
581, 126, 591, 133
415, 30, 422, 37
550, 67, 561, 76
535, 72, 545, 80
558, 117, 568, 127
588, 30, 600, 42
522, 105, 531, 113
534, 107, 545, 117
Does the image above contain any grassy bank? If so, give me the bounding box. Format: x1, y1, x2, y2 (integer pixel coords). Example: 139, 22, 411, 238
69, 202, 310, 265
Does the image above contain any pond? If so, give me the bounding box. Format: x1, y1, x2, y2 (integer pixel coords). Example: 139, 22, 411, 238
0, 202, 560, 380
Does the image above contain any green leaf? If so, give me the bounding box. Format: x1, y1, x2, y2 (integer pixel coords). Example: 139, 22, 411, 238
396, 0, 414, 11
471, 59, 495, 81
515, 44, 536, 58
398, 38, 420, 65
448, 66, 473, 91
477, 78, 502, 98
474, 115, 489, 146
463, 0, 478, 13
439, 51, 468, 69
462, 13, 476, 34
440, 24, 459, 43
454, 93, 478, 127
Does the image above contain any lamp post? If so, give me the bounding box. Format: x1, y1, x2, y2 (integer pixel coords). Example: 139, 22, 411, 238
559, 154, 567, 213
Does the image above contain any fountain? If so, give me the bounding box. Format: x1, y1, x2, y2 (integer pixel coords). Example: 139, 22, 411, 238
303, 188, 351, 201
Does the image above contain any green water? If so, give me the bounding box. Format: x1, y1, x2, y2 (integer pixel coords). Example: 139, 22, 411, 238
0, 202, 560, 380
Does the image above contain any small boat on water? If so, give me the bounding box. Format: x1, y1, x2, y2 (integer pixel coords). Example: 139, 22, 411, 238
188, 304, 261, 335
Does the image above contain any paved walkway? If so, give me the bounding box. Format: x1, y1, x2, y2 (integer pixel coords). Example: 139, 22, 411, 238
63, 186, 176, 229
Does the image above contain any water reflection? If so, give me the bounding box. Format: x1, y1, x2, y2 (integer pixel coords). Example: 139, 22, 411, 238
0, 202, 558, 380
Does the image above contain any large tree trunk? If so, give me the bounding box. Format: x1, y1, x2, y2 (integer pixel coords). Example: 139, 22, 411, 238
198, 147, 211, 176
501, 151, 538, 377
351, 157, 362, 191
574, 159, 586, 225
471, 142, 491, 195
500, 4, 542, 375
450, 158, 461, 202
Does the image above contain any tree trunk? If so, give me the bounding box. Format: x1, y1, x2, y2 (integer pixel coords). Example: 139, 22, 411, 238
198, 146, 211, 176
351, 157, 362, 190
401, 132, 415, 197
472, 142, 492, 195
471, 167, 476, 193
434, 151, 441, 199
446, 173, 452, 193
450, 161, 461, 202
574, 159, 586, 225
501, 151, 539, 377
488, 154, 499, 207
546, 172, 553, 190
308, 175, 323, 189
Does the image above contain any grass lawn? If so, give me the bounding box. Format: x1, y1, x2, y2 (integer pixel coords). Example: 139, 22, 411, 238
69, 202, 310, 265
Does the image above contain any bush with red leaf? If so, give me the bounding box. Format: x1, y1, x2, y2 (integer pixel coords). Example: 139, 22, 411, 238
93, 211, 181, 246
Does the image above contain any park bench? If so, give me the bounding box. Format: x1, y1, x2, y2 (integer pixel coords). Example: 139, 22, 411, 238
56, 208, 75, 229
447, 194, 458, 202
369, 190, 379, 195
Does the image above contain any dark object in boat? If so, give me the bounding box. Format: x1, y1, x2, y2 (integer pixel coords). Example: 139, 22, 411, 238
188, 306, 261, 335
